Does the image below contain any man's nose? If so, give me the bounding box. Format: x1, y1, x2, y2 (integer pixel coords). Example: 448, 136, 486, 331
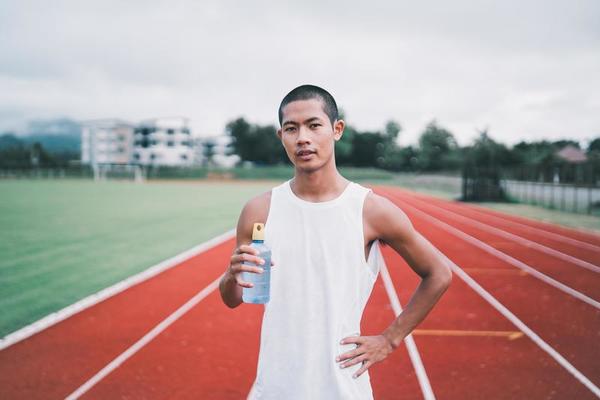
296, 126, 311, 145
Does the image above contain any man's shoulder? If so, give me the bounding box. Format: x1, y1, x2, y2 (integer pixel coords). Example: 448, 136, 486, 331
242, 190, 272, 221
236, 189, 273, 242
363, 190, 413, 240
363, 190, 396, 217
240, 190, 272, 226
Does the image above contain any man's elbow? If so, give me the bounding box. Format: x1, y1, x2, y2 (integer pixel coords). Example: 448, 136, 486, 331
224, 299, 241, 309
438, 262, 452, 290
429, 262, 452, 291
220, 291, 242, 309
219, 279, 243, 309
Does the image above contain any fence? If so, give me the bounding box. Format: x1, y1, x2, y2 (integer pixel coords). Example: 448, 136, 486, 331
505, 161, 598, 185
501, 180, 599, 214
0, 165, 401, 183
462, 167, 506, 202
0, 167, 94, 179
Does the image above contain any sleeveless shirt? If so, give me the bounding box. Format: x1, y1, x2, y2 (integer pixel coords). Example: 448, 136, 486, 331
247, 179, 382, 400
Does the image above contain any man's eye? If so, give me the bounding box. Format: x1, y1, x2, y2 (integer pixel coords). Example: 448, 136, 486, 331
285, 127, 296, 132
310, 124, 321, 129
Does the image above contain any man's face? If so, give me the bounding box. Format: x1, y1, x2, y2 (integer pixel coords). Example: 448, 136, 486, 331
277, 98, 344, 173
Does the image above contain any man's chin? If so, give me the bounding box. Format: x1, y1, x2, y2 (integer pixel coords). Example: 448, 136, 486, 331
294, 162, 321, 174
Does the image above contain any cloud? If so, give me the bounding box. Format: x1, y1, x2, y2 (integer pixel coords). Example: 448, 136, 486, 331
0, 0, 599, 145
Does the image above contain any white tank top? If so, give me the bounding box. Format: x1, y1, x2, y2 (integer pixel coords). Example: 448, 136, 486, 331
248, 179, 382, 400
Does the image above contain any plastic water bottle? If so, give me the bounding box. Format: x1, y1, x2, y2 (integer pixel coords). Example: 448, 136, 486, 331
242, 223, 271, 304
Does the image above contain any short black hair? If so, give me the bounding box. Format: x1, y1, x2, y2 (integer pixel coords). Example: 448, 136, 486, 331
278, 84, 339, 126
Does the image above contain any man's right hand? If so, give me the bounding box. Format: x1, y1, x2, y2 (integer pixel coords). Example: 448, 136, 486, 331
220, 191, 272, 308
227, 244, 268, 288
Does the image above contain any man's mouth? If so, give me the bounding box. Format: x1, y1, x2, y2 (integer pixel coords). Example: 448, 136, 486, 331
296, 149, 316, 157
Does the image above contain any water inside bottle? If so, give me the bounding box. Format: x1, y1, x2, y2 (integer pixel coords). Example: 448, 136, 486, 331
242, 242, 271, 304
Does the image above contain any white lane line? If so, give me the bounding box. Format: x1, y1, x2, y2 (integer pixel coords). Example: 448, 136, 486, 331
378, 246, 436, 400
435, 200, 600, 254
392, 198, 600, 310
392, 187, 600, 248
405, 195, 600, 274
0, 229, 235, 351
442, 253, 600, 397
65, 275, 222, 400
465, 200, 600, 241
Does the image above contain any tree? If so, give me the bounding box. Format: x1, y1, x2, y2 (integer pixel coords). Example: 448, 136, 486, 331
335, 125, 356, 166
379, 145, 420, 172
466, 130, 514, 167
252, 124, 288, 165
587, 137, 600, 154
226, 117, 251, 159
0, 134, 57, 168
512, 140, 555, 165
202, 139, 216, 167
341, 119, 402, 169
384, 120, 401, 141
587, 138, 600, 185
417, 121, 459, 171
461, 130, 512, 201
351, 131, 385, 167
552, 139, 580, 149
226, 117, 288, 165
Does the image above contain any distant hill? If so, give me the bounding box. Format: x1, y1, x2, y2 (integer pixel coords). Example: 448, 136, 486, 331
0, 134, 24, 149
1, 118, 82, 154
26, 118, 80, 136
21, 133, 80, 154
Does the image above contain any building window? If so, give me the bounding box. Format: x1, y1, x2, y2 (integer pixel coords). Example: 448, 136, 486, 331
150, 153, 156, 160
167, 129, 175, 135
167, 141, 174, 147
181, 154, 188, 160
133, 153, 140, 160
182, 128, 190, 135
151, 140, 158, 146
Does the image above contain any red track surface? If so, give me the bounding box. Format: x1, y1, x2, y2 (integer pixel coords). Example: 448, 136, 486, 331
1, 187, 598, 399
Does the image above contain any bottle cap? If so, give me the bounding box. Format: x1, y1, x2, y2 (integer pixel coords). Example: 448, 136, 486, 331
252, 223, 265, 241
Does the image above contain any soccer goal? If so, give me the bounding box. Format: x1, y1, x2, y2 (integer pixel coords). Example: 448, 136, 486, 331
92, 164, 145, 183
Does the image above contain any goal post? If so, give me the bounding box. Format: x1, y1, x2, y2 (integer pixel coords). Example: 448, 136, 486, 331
93, 164, 145, 183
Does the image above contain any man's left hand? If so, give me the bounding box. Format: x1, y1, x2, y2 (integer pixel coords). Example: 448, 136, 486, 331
335, 335, 395, 379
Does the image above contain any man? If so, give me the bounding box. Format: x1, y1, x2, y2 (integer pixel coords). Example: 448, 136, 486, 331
219, 85, 452, 399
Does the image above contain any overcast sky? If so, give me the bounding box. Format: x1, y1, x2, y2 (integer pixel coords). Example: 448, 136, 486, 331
1, 0, 599, 146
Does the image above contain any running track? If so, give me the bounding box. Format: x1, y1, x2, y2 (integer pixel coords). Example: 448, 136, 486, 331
1, 186, 599, 399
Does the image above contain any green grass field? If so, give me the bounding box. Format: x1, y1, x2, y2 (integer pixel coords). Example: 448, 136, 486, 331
0, 179, 276, 337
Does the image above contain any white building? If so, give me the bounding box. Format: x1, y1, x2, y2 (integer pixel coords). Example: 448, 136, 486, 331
193, 135, 240, 168
81, 119, 135, 165
133, 117, 194, 166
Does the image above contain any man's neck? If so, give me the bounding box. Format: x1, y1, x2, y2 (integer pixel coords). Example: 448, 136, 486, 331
290, 162, 349, 202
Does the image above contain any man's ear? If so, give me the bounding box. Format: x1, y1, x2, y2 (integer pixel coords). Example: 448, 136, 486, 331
333, 119, 345, 141
277, 129, 282, 140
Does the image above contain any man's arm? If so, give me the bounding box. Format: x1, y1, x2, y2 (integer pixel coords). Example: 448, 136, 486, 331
371, 194, 452, 347
336, 192, 452, 377
219, 191, 271, 308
